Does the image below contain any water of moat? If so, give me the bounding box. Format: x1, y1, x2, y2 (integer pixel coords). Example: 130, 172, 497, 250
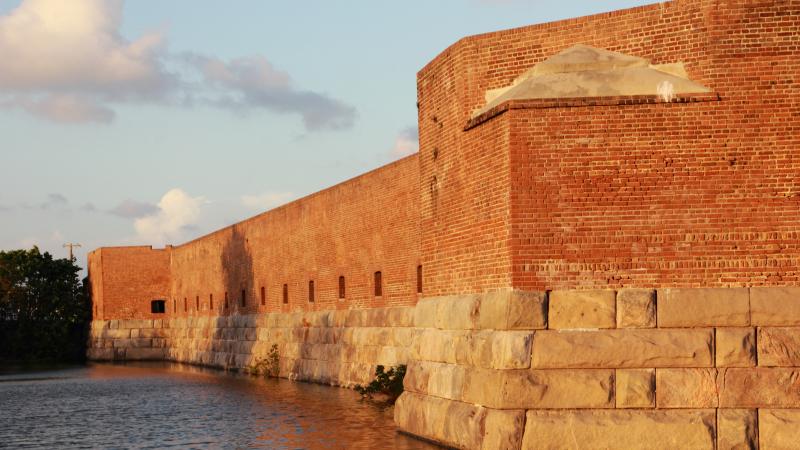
0, 362, 438, 449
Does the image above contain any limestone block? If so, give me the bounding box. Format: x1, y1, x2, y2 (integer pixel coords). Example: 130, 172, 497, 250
658, 288, 750, 327
532, 329, 713, 368
758, 327, 800, 367
100, 328, 130, 339
112, 339, 133, 348
413, 298, 439, 328
436, 294, 481, 330
482, 409, 525, 450
616, 368, 655, 408
521, 409, 716, 450
403, 361, 432, 394
717, 409, 758, 450
130, 338, 154, 348
121, 319, 153, 329
462, 368, 614, 409
243, 328, 257, 341
385, 306, 414, 327
549, 289, 616, 329
377, 346, 399, 366
759, 409, 800, 449
332, 310, 348, 328
716, 328, 757, 367
656, 368, 718, 408
345, 309, 367, 327
617, 289, 656, 328
109, 320, 119, 329
137, 328, 168, 338
719, 368, 800, 407
413, 329, 465, 364
751, 287, 800, 326
478, 290, 548, 330
394, 392, 486, 450
126, 347, 166, 360
86, 348, 114, 360
457, 330, 533, 370
426, 362, 466, 400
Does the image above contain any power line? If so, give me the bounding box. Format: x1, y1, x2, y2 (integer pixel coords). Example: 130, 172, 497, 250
63, 243, 82, 261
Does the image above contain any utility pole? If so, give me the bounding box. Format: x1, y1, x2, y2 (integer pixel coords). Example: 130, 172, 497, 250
63, 243, 82, 261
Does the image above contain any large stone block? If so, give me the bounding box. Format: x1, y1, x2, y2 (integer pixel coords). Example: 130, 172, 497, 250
394, 392, 486, 450
717, 409, 758, 450
617, 289, 656, 328
413, 298, 439, 328
100, 328, 130, 339
532, 329, 713, 368
456, 330, 533, 370
435, 294, 481, 330
656, 368, 718, 408
750, 287, 800, 326
658, 288, 750, 327
716, 328, 756, 367
462, 368, 614, 409
758, 327, 800, 367
521, 409, 716, 450
719, 368, 800, 407
549, 289, 616, 329
120, 319, 153, 329
125, 347, 166, 360
759, 409, 800, 449
478, 290, 547, 330
616, 368, 655, 408
482, 409, 525, 450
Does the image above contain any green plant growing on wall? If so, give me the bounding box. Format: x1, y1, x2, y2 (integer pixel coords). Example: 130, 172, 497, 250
354, 364, 406, 403
248, 344, 280, 377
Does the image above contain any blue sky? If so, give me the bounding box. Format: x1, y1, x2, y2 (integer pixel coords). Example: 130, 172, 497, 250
0, 0, 654, 269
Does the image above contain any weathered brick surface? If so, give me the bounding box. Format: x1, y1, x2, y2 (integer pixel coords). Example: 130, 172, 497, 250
531, 329, 713, 368
656, 368, 719, 408
719, 368, 800, 408
717, 409, 758, 450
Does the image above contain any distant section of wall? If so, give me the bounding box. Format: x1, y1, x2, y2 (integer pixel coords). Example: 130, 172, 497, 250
87, 246, 171, 320
88, 305, 415, 387
168, 154, 420, 318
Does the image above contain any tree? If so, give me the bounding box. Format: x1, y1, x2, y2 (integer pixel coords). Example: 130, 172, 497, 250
0, 247, 90, 362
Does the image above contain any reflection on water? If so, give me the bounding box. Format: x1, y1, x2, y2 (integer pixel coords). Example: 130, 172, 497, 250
0, 362, 437, 449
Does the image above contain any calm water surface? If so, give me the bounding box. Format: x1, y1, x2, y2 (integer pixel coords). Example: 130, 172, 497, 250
0, 362, 438, 449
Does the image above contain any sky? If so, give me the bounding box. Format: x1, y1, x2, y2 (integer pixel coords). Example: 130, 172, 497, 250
0, 0, 655, 270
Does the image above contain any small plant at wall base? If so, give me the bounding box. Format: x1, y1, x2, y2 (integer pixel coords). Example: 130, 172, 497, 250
354, 364, 406, 403
248, 344, 280, 377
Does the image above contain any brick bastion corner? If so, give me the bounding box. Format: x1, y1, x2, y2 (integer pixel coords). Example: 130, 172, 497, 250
88, 0, 800, 448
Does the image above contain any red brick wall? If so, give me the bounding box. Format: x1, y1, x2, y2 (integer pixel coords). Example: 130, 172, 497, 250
167, 155, 420, 317
419, 0, 800, 294
87, 246, 171, 320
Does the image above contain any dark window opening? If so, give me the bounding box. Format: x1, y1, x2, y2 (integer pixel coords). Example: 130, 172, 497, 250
241, 289, 246, 307
151, 299, 166, 314
210, 294, 214, 310
184, 297, 187, 312
173, 298, 176, 313
374, 271, 382, 297
417, 265, 423, 294
338, 276, 346, 299
224, 291, 228, 309
283, 284, 288, 304
308, 280, 315, 303
196, 296, 199, 311
261, 286, 266, 305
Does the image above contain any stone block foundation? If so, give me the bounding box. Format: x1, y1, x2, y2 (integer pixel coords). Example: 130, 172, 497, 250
89, 287, 800, 448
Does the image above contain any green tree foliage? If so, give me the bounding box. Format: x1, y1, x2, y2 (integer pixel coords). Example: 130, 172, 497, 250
0, 247, 90, 362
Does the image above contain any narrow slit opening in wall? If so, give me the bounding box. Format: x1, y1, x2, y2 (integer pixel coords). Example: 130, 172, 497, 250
224, 291, 228, 309
210, 294, 214, 310
196, 296, 199, 311
173, 298, 176, 313
283, 284, 288, 304
241, 289, 246, 307
309, 280, 315, 303
260, 286, 266, 306
417, 265, 423, 294
374, 271, 382, 297
151, 299, 166, 314
338, 276, 345, 300
184, 298, 187, 313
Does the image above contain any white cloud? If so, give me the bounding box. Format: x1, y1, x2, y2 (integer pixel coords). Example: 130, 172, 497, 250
0, 0, 356, 130
134, 188, 204, 245
109, 198, 158, 218
241, 191, 294, 211
389, 126, 419, 158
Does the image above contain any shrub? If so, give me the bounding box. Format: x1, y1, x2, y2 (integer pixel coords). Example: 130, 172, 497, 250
354, 364, 406, 403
